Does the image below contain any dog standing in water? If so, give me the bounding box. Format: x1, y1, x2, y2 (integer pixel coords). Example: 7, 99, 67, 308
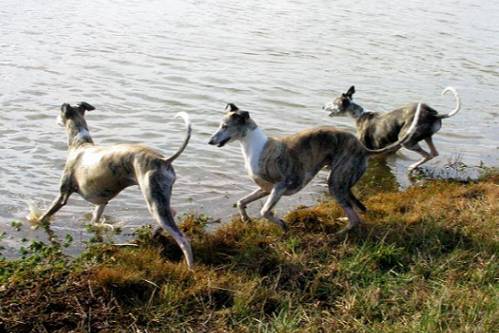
208, 102, 421, 233
38, 102, 194, 268
323, 86, 461, 170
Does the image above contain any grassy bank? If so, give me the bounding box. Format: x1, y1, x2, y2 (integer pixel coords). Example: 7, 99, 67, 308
1, 172, 498, 332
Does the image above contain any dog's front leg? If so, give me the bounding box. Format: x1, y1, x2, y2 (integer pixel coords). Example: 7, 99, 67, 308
90, 204, 107, 224
260, 183, 288, 231
39, 175, 74, 223
237, 188, 269, 222
39, 193, 70, 223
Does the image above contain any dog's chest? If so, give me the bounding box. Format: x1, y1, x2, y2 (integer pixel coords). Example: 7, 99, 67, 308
242, 150, 261, 178
240, 129, 267, 179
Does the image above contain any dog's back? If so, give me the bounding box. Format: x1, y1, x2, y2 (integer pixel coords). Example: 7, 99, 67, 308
255, 127, 366, 193
357, 103, 440, 149
69, 144, 172, 204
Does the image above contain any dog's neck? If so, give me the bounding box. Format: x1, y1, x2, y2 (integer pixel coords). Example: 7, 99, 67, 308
239, 126, 268, 176
347, 102, 366, 120
66, 121, 94, 149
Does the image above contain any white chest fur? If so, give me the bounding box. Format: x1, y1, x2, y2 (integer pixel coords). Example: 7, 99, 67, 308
240, 128, 267, 177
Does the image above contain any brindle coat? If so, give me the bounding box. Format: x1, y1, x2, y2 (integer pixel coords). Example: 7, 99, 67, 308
323, 86, 461, 170
39, 102, 194, 268
208, 103, 421, 233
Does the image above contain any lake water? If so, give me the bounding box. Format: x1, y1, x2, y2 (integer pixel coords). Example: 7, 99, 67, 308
1, 0, 498, 255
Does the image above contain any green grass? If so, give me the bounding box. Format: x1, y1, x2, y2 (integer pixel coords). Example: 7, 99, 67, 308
0, 172, 497, 332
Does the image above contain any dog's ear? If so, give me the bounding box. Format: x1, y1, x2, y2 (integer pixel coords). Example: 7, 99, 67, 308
61, 103, 74, 116
225, 103, 239, 113
78, 102, 95, 112
235, 110, 250, 120
346, 86, 355, 98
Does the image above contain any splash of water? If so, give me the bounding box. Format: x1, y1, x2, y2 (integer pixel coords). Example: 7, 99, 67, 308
26, 201, 43, 225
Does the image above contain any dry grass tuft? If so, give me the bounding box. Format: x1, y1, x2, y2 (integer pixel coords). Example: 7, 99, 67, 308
1, 171, 497, 332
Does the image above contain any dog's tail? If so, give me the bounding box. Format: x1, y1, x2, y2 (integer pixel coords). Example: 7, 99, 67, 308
364, 102, 422, 155
164, 112, 192, 164
436, 87, 461, 119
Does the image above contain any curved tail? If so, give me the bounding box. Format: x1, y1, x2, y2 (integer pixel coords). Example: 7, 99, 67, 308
164, 112, 192, 164
437, 87, 461, 119
365, 102, 422, 155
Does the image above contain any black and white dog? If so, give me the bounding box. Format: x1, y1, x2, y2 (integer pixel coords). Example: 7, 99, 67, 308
323, 86, 461, 170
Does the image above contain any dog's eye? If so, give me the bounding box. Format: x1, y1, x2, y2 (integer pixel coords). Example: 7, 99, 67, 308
221, 124, 228, 129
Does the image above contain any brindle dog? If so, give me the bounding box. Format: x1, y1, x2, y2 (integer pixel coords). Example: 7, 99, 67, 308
208, 102, 421, 233
38, 102, 194, 268
323, 86, 461, 170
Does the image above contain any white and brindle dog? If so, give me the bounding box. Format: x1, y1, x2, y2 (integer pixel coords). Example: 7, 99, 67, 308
323, 86, 461, 170
208, 102, 421, 233
38, 102, 194, 268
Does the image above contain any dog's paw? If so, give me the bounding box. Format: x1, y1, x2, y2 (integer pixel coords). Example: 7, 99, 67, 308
280, 221, 289, 233
408, 164, 423, 173
334, 226, 353, 237
334, 220, 361, 237
408, 167, 426, 179
96, 222, 115, 230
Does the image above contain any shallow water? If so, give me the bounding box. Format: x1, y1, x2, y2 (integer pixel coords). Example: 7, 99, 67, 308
1, 0, 498, 255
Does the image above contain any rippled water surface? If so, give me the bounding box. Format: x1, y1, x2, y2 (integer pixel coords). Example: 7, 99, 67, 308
1, 0, 498, 255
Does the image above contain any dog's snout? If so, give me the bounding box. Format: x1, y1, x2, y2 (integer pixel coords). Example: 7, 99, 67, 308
208, 138, 215, 145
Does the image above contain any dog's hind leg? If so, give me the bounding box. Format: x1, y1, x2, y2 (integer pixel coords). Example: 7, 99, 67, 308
327, 164, 364, 234
349, 191, 367, 212
405, 143, 433, 171
331, 190, 362, 235
139, 171, 193, 269
424, 137, 439, 158
237, 188, 269, 222
90, 204, 106, 224
337, 207, 363, 235
90, 204, 115, 230
344, 157, 367, 212
260, 183, 288, 231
